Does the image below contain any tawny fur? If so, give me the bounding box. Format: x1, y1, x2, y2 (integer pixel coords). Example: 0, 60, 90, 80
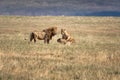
29, 31, 45, 43
57, 29, 75, 45
29, 27, 57, 44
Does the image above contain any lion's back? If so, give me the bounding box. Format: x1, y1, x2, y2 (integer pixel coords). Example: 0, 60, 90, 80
30, 31, 45, 40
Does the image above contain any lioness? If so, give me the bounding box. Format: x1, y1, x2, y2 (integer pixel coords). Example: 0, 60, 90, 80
57, 29, 75, 45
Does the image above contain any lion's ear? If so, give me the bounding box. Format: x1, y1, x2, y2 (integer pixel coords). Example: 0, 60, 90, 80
51, 28, 55, 31
43, 29, 46, 32
61, 29, 65, 31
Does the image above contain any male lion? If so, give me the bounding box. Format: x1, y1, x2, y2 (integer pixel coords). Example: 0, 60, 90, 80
57, 29, 75, 45
29, 27, 57, 44
43, 27, 57, 44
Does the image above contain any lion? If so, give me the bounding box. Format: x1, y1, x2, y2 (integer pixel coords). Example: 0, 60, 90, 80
42, 27, 57, 44
29, 31, 45, 43
29, 27, 57, 44
43, 27, 57, 39
57, 29, 75, 45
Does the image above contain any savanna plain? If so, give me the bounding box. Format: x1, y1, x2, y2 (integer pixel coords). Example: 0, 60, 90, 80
0, 16, 120, 80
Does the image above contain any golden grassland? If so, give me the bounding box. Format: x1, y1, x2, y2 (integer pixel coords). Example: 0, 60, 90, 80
0, 16, 120, 80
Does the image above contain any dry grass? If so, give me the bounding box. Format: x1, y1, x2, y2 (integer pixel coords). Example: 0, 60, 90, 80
0, 16, 120, 80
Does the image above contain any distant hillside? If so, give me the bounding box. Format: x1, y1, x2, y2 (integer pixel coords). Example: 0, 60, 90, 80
0, 0, 120, 16
86, 11, 120, 16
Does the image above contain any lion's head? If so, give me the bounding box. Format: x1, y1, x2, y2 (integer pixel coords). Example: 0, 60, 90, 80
43, 27, 57, 39
61, 29, 70, 36
43, 27, 57, 36
42, 27, 57, 44
61, 29, 66, 35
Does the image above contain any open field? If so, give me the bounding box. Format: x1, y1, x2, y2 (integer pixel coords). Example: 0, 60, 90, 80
0, 16, 120, 80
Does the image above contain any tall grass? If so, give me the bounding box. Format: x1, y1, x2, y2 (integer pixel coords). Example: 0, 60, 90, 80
0, 16, 120, 80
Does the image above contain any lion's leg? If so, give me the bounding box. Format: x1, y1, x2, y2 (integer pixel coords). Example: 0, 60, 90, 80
33, 37, 36, 43
30, 32, 37, 43
44, 37, 47, 44
47, 39, 50, 44
44, 34, 49, 44
30, 33, 34, 43
44, 39, 46, 44
29, 38, 33, 44
30, 36, 33, 42
44, 38, 49, 44
44, 37, 49, 44
44, 35, 47, 44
